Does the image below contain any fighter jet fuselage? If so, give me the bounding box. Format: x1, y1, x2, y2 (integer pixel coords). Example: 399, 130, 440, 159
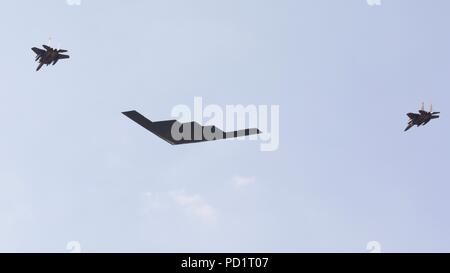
39, 50, 59, 64
32, 45, 69, 71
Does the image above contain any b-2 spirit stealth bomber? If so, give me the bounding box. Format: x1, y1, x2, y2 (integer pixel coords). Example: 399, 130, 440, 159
122, 110, 261, 145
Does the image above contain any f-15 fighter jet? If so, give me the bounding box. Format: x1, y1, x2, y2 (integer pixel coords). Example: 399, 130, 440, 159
404, 103, 440, 132
31, 44, 70, 71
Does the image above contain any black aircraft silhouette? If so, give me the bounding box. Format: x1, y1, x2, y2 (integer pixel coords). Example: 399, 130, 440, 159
404, 103, 440, 132
31, 45, 70, 71
122, 110, 262, 145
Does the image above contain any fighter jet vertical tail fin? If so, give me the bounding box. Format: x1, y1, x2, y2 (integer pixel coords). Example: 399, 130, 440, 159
421, 102, 424, 111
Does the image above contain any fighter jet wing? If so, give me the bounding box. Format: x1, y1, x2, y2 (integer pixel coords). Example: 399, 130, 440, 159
31, 47, 45, 55
422, 120, 431, 126
419, 110, 428, 115
407, 113, 420, 119
122, 110, 261, 145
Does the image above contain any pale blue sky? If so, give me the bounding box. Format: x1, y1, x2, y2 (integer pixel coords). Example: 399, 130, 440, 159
1, 0, 450, 252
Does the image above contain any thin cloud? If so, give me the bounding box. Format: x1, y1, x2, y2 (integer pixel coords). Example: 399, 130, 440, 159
232, 176, 256, 189
170, 190, 217, 223
143, 190, 217, 223
66, 0, 81, 6
142, 192, 165, 211
366, 0, 381, 6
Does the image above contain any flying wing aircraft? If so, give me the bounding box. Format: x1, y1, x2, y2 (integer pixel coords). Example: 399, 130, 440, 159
404, 103, 440, 131
31, 44, 70, 71
122, 110, 262, 145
